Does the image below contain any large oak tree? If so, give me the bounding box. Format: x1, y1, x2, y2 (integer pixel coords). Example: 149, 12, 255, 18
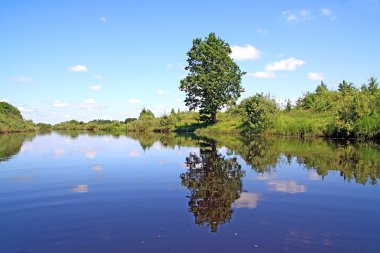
179, 33, 245, 123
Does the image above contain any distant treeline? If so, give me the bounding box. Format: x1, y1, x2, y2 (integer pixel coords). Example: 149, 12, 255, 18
1, 77, 379, 140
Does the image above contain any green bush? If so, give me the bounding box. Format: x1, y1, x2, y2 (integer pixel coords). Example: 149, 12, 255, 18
239, 93, 279, 134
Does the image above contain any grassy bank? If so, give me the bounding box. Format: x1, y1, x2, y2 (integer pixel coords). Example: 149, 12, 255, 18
1, 77, 379, 140
0, 102, 36, 133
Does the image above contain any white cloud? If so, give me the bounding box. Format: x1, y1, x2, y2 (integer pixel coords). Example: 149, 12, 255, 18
128, 98, 140, 104
68, 65, 88, 72
94, 75, 103, 80
321, 8, 332, 16
81, 98, 97, 108
90, 84, 102, 91
256, 28, 268, 34
52, 100, 69, 108
17, 106, 33, 113
321, 8, 335, 19
266, 57, 305, 71
247, 71, 276, 79
283, 9, 311, 23
230, 44, 262, 61
308, 72, 324, 80
166, 63, 173, 69
157, 89, 170, 95
100, 16, 107, 22
10, 76, 33, 83
0, 98, 9, 102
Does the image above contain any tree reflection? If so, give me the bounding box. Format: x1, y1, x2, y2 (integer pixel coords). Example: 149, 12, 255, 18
180, 139, 244, 232
0, 133, 36, 162
209, 135, 380, 186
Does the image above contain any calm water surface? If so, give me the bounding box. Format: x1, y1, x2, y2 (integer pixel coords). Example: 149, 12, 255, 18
1, 132, 380, 253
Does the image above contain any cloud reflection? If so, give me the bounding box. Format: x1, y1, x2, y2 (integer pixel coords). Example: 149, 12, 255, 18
256, 174, 275, 181
53, 149, 66, 158
268, 180, 306, 193
86, 151, 96, 159
91, 164, 104, 172
232, 192, 261, 209
10, 175, 34, 182
71, 184, 89, 193
309, 171, 322, 181
128, 151, 140, 157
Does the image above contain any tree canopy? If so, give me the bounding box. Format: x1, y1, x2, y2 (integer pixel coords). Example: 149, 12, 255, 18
179, 33, 245, 123
0, 102, 22, 119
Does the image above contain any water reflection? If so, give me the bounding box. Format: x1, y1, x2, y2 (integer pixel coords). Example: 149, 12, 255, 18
268, 180, 307, 193
180, 139, 244, 232
0, 132, 36, 162
91, 164, 103, 172
207, 135, 380, 185
71, 184, 89, 193
232, 192, 261, 209
1, 131, 380, 252
125, 132, 380, 186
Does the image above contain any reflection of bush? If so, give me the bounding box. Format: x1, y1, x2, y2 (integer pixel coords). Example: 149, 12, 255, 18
278, 139, 380, 185
180, 140, 244, 232
201, 134, 380, 185
126, 132, 201, 151
0, 133, 36, 162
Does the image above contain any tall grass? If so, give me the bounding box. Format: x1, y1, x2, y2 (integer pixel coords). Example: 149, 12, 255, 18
267, 110, 334, 137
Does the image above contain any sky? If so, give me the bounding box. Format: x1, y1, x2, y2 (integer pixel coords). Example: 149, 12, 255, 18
1, 0, 379, 124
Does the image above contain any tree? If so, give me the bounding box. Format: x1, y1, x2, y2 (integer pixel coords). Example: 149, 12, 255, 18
239, 93, 279, 134
124, 118, 137, 124
0, 102, 23, 119
180, 139, 244, 232
138, 107, 155, 119
179, 33, 245, 124
285, 99, 292, 112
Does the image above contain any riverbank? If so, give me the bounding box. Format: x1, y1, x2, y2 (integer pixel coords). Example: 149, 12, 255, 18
1, 76, 379, 140
2, 108, 379, 141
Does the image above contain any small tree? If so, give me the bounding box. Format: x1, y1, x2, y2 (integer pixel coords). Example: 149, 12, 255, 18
285, 99, 292, 112
239, 93, 279, 134
179, 33, 245, 123
139, 107, 155, 119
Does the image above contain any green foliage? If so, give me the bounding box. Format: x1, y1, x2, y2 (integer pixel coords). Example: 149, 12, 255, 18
124, 118, 137, 124
139, 107, 155, 119
296, 82, 337, 112
239, 93, 279, 134
0, 102, 23, 119
0, 102, 36, 133
36, 123, 52, 130
284, 99, 293, 112
295, 77, 380, 139
157, 115, 174, 132
179, 33, 245, 123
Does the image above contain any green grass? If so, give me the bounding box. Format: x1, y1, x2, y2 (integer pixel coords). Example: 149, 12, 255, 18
194, 112, 243, 135
356, 113, 380, 139
267, 110, 334, 137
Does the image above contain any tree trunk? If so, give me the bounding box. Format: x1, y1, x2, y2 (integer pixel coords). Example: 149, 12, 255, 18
211, 112, 217, 124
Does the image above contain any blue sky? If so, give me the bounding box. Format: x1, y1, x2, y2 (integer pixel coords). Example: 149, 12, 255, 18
1, 0, 379, 123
